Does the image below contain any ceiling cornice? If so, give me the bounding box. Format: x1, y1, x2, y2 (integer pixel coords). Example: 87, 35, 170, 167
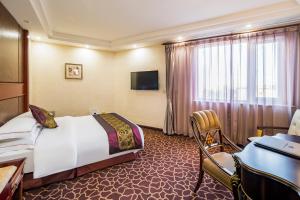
29, 0, 53, 36
28, 0, 300, 51
112, 1, 300, 50
50, 31, 111, 48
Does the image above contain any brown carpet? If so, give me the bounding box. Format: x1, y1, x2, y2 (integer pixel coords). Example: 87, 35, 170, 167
24, 128, 233, 200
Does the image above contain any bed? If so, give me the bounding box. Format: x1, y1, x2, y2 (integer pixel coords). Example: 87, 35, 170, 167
0, 113, 144, 189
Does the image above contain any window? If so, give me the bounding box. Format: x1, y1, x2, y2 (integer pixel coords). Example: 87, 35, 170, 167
196, 37, 283, 103
197, 42, 232, 101
256, 42, 279, 99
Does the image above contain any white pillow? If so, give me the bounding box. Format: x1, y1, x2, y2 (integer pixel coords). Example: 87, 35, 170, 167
0, 116, 37, 135
0, 132, 32, 140
16, 112, 33, 119
0, 124, 43, 154
0, 124, 42, 147
0, 145, 34, 154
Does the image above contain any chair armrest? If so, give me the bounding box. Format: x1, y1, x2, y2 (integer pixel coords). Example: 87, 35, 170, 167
247, 126, 289, 142
257, 126, 289, 130
256, 126, 289, 137
222, 134, 242, 152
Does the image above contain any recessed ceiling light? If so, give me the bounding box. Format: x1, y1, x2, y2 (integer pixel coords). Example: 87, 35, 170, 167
133, 44, 137, 48
85, 45, 90, 48
176, 36, 183, 42
245, 24, 252, 29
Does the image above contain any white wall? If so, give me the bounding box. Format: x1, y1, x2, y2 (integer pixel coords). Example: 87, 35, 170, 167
29, 42, 166, 128
113, 46, 166, 128
29, 42, 115, 116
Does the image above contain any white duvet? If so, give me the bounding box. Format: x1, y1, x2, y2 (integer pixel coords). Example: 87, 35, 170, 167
34, 115, 144, 178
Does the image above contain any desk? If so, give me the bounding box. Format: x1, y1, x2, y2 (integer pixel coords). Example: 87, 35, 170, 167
232, 134, 300, 200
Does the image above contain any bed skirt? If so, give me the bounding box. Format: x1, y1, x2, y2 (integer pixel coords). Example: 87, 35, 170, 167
23, 152, 137, 190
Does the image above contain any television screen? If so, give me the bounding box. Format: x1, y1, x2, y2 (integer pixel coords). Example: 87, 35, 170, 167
131, 70, 158, 90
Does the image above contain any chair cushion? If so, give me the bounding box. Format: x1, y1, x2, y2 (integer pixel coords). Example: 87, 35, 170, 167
202, 152, 235, 190
0, 165, 17, 193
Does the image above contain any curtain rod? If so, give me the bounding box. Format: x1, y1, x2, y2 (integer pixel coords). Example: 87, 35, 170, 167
162, 23, 300, 45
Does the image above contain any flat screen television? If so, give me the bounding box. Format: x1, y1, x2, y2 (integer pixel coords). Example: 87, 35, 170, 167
131, 70, 159, 90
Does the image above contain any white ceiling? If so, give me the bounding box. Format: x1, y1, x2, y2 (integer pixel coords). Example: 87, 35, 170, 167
1, 0, 300, 51
44, 0, 285, 40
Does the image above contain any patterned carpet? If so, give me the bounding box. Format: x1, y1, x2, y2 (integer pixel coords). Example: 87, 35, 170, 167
24, 128, 233, 200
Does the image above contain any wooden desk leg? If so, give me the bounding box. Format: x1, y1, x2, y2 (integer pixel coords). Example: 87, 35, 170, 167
231, 155, 241, 200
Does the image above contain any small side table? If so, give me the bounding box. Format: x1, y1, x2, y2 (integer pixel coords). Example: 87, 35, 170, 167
0, 158, 25, 200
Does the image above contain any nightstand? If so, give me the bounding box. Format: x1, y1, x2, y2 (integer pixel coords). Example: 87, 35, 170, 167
0, 158, 25, 200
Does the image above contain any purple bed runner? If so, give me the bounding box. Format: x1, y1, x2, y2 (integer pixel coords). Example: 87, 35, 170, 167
93, 113, 142, 154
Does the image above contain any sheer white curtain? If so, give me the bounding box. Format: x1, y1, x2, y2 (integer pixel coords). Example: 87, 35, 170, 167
164, 26, 300, 144
196, 34, 286, 104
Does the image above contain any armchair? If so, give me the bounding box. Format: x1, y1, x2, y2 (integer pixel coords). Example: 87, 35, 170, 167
190, 110, 241, 193
248, 109, 300, 142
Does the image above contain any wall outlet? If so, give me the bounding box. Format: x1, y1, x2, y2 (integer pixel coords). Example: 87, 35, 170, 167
89, 108, 99, 115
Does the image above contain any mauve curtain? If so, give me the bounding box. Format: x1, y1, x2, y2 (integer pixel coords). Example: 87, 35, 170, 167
164, 46, 194, 135
163, 25, 300, 144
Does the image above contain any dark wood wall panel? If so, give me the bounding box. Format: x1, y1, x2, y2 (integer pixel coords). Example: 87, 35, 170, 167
0, 2, 21, 82
18, 96, 24, 114
19, 27, 24, 83
0, 83, 24, 100
22, 30, 29, 110
0, 2, 28, 125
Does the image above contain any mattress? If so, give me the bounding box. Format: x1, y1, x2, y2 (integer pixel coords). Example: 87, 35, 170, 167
0, 149, 34, 173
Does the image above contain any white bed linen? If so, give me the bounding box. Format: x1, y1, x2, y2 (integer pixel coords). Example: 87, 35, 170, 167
34, 115, 144, 178
34, 116, 77, 178
74, 115, 144, 167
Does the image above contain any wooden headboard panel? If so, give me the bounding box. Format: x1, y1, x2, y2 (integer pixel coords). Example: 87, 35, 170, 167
0, 2, 29, 126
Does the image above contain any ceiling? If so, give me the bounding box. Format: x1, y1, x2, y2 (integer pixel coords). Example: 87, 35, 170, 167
1, 0, 300, 51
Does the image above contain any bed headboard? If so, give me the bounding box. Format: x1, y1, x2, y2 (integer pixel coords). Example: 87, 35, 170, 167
0, 2, 29, 126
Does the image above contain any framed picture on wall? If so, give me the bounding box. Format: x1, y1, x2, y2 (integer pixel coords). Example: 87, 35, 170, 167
65, 63, 83, 79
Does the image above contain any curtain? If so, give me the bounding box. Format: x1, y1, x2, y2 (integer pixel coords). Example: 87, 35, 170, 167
164, 25, 300, 144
